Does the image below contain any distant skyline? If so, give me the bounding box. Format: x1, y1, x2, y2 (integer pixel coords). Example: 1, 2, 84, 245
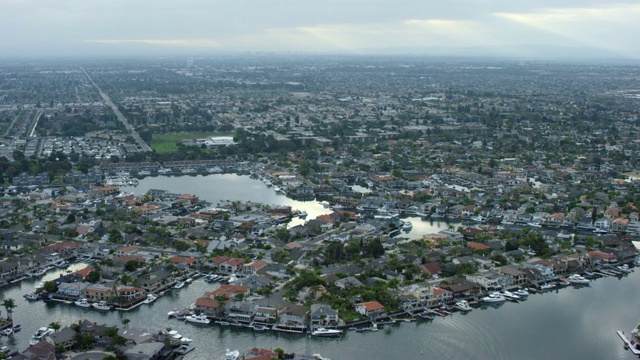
1, 0, 640, 60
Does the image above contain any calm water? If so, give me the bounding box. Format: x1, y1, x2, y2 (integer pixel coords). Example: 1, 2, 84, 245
121, 174, 452, 234
1, 267, 638, 359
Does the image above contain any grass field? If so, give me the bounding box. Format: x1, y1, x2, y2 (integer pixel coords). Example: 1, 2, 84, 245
149, 132, 232, 153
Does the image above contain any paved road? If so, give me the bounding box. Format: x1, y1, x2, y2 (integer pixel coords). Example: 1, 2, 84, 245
81, 67, 152, 152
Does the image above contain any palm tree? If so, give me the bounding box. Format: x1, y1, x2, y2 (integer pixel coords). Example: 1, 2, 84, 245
2, 298, 16, 321
49, 321, 61, 332
121, 318, 130, 329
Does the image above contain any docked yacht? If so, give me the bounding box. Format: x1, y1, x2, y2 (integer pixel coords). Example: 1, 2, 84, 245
566, 274, 590, 284
74, 298, 91, 307
225, 349, 240, 360
92, 301, 111, 311
185, 314, 210, 324
402, 221, 413, 230
173, 281, 185, 289
500, 290, 520, 301
617, 264, 632, 273
311, 328, 343, 337
143, 294, 158, 304
540, 283, 556, 290
455, 300, 473, 312
482, 292, 506, 303
24, 293, 39, 301
513, 288, 530, 297
31, 327, 54, 341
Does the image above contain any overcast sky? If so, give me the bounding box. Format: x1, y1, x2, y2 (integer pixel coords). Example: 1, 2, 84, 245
1, 0, 639, 59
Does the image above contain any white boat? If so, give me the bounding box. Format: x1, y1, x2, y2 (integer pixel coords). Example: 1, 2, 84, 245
566, 274, 590, 284
455, 300, 472, 312
0, 328, 13, 336
35, 282, 45, 290
143, 294, 158, 304
173, 281, 185, 289
482, 292, 506, 303
513, 288, 530, 297
252, 324, 269, 331
617, 264, 632, 273
24, 293, 39, 301
180, 337, 194, 343
167, 309, 180, 317
32, 327, 54, 340
311, 328, 343, 337
297, 210, 308, 218
185, 314, 210, 324
54, 260, 69, 268
402, 221, 413, 230
185, 278, 194, 283
540, 283, 556, 290
92, 301, 111, 311
500, 290, 520, 301
225, 349, 240, 360
74, 298, 91, 307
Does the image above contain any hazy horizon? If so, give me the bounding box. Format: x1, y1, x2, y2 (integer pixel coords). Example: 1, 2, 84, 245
2, 0, 640, 61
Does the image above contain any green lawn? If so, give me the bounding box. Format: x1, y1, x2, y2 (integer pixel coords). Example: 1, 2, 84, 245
149, 132, 232, 153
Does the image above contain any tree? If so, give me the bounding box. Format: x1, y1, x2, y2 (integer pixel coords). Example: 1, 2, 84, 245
49, 321, 61, 332
87, 270, 101, 283
2, 298, 16, 320
43, 281, 58, 293
124, 260, 139, 272
121, 318, 130, 329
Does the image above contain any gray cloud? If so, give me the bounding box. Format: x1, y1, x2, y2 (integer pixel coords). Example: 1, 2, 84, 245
1, 0, 639, 59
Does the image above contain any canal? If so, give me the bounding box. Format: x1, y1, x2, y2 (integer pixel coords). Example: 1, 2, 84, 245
1, 265, 638, 359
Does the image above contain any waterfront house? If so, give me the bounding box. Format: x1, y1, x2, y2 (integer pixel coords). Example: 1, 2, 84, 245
310, 304, 339, 327
194, 297, 222, 316
254, 306, 278, 324
137, 269, 173, 293
57, 282, 89, 300
0, 259, 21, 281
46, 327, 76, 350
205, 284, 250, 301
354, 301, 385, 319
118, 327, 154, 346
439, 277, 481, 298
498, 266, 528, 286
114, 285, 145, 305
586, 250, 617, 264
224, 301, 258, 324
466, 272, 502, 291
83, 283, 113, 302
277, 305, 307, 330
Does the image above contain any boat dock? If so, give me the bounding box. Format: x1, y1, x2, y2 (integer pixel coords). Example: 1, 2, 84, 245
616, 331, 640, 355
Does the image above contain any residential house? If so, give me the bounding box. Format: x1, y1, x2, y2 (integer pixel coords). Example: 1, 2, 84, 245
354, 301, 386, 319
224, 301, 258, 325
277, 305, 307, 330
498, 266, 528, 286
57, 282, 89, 300
254, 306, 278, 324
46, 327, 76, 350
310, 304, 339, 327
